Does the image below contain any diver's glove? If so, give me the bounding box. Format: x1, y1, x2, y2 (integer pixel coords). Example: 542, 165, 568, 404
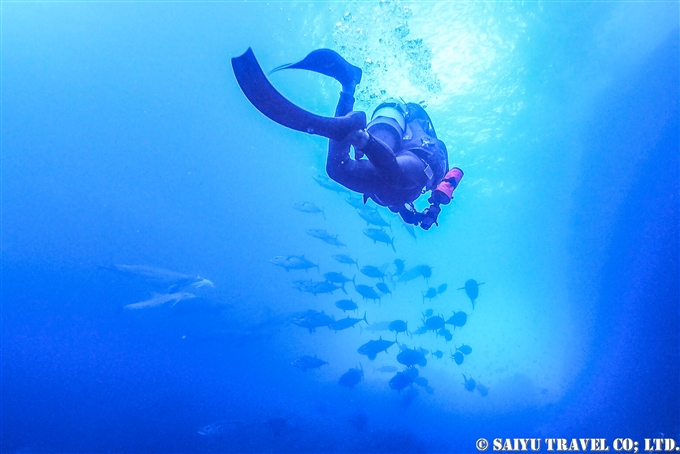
399, 203, 424, 226
428, 190, 450, 206
344, 129, 370, 149
420, 204, 441, 230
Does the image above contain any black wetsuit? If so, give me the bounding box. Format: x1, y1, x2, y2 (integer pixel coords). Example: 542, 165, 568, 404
326, 93, 446, 209
230, 47, 453, 217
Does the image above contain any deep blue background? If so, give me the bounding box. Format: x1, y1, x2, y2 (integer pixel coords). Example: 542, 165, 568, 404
2, 2, 678, 452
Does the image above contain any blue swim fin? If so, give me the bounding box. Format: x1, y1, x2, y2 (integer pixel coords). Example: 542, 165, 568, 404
269, 48, 362, 91
232, 48, 366, 141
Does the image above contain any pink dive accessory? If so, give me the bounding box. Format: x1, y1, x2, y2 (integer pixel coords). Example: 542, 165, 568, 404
433, 167, 464, 203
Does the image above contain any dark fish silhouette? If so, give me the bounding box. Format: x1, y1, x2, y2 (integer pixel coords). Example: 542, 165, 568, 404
307, 229, 346, 247
356, 208, 390, 229
451, 350, 464, 365
354, 283, 381, 303
362, 228, 396, 252
375, 282, 392, 296
298, 280, 346, 296
437, 328, 452, 342
270, 255, 319, 272
432, 350, 444, 359
335, 299, 358, 312
357, 337, 395, 360
417, 265, 433, 282
397, 345, 427, 367
292, 310, 335, 333
462, 374, 476, 392
329, 312, 368, 332
292, 202, 325, 219
445, 311, 468, 330
458, 279, 485, 310
389, 367, 418, 392
388, 320, 409, 339
360, 265, 387, 280
323, 271, 353, 283
339, 365, 364, 388
323, 272, 354, 292
424, 315, 445, 332
332, 254, 359, 268
422, 287, 437, 303
457, 344, 472, 355
291, 355, 328, 371
476, 382, 489, 397
437, 283, 448, 294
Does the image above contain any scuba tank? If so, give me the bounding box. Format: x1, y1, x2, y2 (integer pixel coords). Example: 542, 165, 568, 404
366, 100, 408, 150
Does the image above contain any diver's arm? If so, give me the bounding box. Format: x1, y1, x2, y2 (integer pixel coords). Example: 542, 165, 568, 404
400, 167, 464, 230
399, 200, 441, 230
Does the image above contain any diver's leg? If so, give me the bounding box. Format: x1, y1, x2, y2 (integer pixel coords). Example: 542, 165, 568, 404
232, 48, 364, 141
354, 105, 405, 181
335, 91, 356, 117
327, 92, 379, 193
326, 89, 402, 191
326, 142, 386, 194
334, 93, 402, 180
359, 134, 401, 182
270, 49, 362, 94
327, 130, 405, 193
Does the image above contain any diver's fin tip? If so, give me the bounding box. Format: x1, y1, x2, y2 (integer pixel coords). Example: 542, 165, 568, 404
268, 63, 292, 76
233, 47, 254, 63
232, 47, 364, 141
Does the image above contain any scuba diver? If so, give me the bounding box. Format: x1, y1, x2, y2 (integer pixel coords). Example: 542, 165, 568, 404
232, 48, 463, 230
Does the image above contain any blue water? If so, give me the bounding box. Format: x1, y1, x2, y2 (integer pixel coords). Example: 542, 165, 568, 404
2, 2, 678, 453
